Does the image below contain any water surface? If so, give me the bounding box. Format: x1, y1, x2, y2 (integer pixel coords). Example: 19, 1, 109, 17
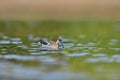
0, 20, 120, 80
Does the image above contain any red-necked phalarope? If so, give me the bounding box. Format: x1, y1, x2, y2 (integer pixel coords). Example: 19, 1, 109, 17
39, 36, 64, 50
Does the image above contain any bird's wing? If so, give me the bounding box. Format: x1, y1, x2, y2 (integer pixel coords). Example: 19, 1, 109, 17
40, 39, 48, 45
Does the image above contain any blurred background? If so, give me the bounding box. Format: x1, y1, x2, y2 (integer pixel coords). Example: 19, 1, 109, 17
0, 0, 120, 80
0, 0, 120, 20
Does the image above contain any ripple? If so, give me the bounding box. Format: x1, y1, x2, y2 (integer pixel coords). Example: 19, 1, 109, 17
31, 43, 39, 47
108, 39, 119, 45
67, 52, 89, 57
112, 54, 120, 59
85, 54, 120, 63
64, 43, 74, 48
85, 42, 96, 47
1, 48, 7, 54
92, 53, 106, 57
17, 46, 28, 49
2, 55, 57, 63
2, 55, 36, 61
112, 54, 120, 62
77, 44, 84, 47
0, 40, 10, 45
111, 48, 120, 51
85, 57, 114, 63
62, 38, 75, 43
11, 38, 21, 41
11, 41, 23, 44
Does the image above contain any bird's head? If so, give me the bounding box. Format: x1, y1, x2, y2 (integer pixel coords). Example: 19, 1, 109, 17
57, 36, 64, 48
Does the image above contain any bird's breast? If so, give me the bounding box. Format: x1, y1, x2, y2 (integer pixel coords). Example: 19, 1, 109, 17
53, 42, 58, 47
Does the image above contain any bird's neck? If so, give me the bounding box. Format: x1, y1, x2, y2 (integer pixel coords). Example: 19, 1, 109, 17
56, 39, 59, 43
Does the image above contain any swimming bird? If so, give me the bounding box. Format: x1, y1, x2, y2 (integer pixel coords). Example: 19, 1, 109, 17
39, 36, 64, 50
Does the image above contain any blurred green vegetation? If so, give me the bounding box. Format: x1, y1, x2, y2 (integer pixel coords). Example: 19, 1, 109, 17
0, 20, 120, 43
0, 19, 120, 80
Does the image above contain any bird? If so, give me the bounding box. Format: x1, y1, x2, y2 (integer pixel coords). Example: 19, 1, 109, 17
39, 36, 64, 50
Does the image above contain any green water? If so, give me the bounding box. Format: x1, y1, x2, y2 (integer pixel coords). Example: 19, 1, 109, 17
0, 19, 120, 80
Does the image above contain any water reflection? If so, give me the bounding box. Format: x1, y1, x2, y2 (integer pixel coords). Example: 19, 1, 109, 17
67, 52, 89, 57
92, 53, 106, 57
85, 54, 120, 63
0, 23, 120, 80
0, 40, 10, 45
